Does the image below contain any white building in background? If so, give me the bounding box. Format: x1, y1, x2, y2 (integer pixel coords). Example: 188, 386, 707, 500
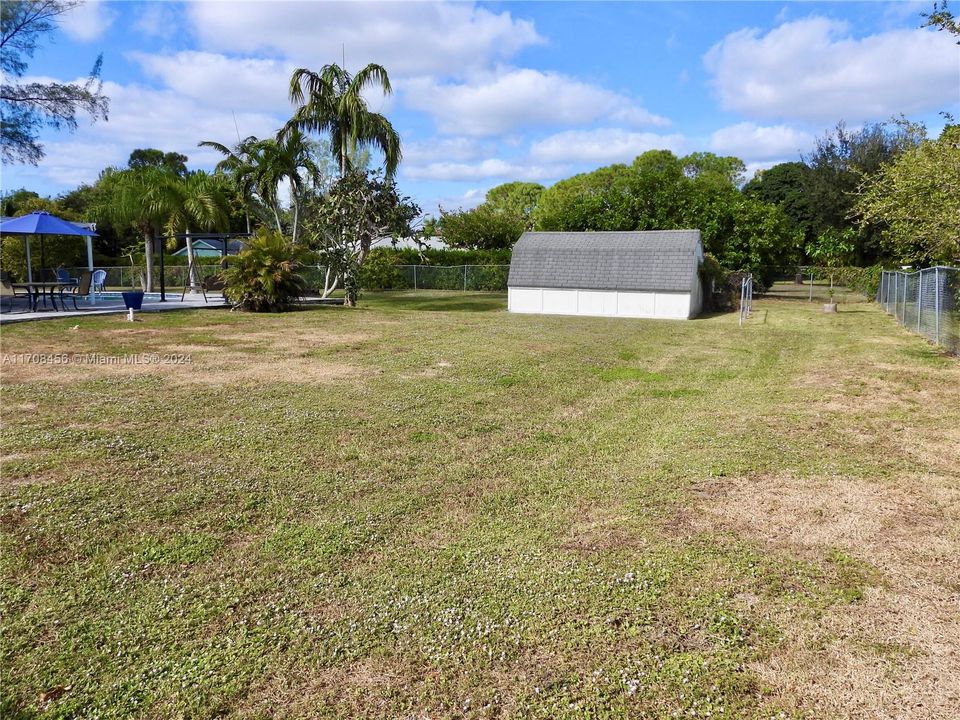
507, 230, 704, 320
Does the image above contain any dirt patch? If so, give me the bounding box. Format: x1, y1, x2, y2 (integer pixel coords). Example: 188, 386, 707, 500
0, 350, 363, 386
560, 505, 649, 553
219, 330, 373, 355
693, 473, 960, 718
235, 657, 414, 718
169, 356, 361, 386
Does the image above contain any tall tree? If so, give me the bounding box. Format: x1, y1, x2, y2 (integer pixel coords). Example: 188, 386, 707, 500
286, 63, 401, 177
128, 148, 188, 175
199, 135, 262, 233
1, 0, 109, 164
301, 170, 419, 304
200, 130, 324, 241
681, 152, 747, 186
483, 182, 545, 226
802, 120, 923, 264
261, 128, 323, 243
92, 166, 178, 291
161, 171, 230, 291
856, 124, 960, 264
743, 162, 816, 244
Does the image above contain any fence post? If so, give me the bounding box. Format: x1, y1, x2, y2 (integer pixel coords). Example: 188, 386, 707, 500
740, 278, 747, 327
809, 271, 813, 302
934, 267, 941, 345
917, 270, 923, 332
413, 265, 417, 291
463, 265, 467, 291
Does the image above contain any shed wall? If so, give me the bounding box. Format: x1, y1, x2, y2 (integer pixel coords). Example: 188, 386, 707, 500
508, 287, 694, 320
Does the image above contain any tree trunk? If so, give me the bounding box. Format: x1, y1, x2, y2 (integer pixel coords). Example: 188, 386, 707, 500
186, 228, 199, 293
341, 140, 348, 177
292, 196, 300, 244
320, 266, 339, 299
142, 227, 154, 292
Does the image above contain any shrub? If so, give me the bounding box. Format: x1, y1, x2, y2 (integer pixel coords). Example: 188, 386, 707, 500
223, 230, 310, 312
358, 248, 411, 290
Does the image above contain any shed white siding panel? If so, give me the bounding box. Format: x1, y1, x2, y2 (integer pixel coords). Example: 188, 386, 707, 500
616, 291, 656, 317
541, 289, 579, 315
653, 292, 691, 319
577, 290, 619, 316
508, 287, 542, 313
508, 288, 695, 319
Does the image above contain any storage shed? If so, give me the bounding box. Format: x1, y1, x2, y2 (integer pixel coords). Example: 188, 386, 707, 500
508, 230, 704, 320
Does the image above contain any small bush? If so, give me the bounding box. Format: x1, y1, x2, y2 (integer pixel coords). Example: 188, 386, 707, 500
223, 230, 310, 312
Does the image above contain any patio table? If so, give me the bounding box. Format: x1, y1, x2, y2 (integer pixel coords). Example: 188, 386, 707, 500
11, 281, 77, 312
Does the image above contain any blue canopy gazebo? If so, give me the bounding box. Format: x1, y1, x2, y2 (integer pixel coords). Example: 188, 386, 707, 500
0, 211, 97, 285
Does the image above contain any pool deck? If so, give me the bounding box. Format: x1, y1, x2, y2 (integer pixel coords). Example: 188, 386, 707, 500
0, 293, 225, 325
0, 293, 343, 325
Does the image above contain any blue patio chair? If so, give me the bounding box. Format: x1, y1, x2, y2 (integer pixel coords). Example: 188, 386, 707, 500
57, 266, 77, 282
92, 269, 107, 295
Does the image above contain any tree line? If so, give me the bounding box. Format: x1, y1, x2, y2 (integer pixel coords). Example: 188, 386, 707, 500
437, 118, 959, 286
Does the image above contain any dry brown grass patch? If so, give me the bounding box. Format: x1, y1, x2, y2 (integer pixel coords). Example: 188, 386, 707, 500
694, 472, 960, 718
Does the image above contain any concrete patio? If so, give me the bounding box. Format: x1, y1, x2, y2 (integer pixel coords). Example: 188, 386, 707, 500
0, 293, 226, 325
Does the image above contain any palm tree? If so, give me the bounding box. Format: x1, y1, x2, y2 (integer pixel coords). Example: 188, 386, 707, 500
162, 171, 230, 292
261, 128, 322, 243
93, 165, 176, 291
198, 136, 260, 234
285, 63, 401, 178
200, 130, 321, 242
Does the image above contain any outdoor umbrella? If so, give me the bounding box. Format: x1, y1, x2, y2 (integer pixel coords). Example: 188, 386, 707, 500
0, 211, 97, 283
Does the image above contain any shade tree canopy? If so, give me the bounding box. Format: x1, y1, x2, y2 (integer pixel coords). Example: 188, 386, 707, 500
1, 0, 109, 164
856, 124, 960, 264
531, 150, 802, 282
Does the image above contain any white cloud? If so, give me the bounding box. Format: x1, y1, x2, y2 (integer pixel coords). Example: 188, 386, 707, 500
704, 18, 960, 121
709, 122, 813, 161
6, 79, 284, 191
186, 1, 542, 78
429, 187, 488, 214
60, 0, 117, 42
404, 69, 670, 136
403, 158, 564, 182
133, 3, 183, 39
402, 137, 491, 164
530, 128, 689, 165
130, 52, 293, 113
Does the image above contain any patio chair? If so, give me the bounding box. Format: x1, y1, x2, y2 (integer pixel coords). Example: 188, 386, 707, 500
59, 271, 93, 311
91, 269, 107, 295
55, 266, 77, 284
1, 273, 30, 313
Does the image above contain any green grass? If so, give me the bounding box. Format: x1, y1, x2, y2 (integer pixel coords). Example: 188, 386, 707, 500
1, 291, 957, 718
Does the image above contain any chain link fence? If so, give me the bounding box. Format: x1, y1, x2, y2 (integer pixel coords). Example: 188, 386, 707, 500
396, 265, 509, 291
69, 264, 512, 293
67, 265, 223, 290
757, 266, 874, 303
877, 267, 959, 355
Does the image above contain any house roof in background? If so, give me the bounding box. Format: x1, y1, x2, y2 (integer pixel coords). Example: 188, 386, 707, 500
508, 230, 702, 292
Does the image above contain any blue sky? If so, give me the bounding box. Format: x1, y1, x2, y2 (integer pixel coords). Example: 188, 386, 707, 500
4, 1, 958, 216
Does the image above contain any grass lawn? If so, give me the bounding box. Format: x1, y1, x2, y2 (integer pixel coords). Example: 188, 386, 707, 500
1, 291, 958, 719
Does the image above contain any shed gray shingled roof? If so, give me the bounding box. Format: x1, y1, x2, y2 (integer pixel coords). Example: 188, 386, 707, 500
508, 230, 702, 292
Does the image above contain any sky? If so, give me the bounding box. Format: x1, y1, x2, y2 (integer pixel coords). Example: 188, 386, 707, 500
3, 0, 959, 216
